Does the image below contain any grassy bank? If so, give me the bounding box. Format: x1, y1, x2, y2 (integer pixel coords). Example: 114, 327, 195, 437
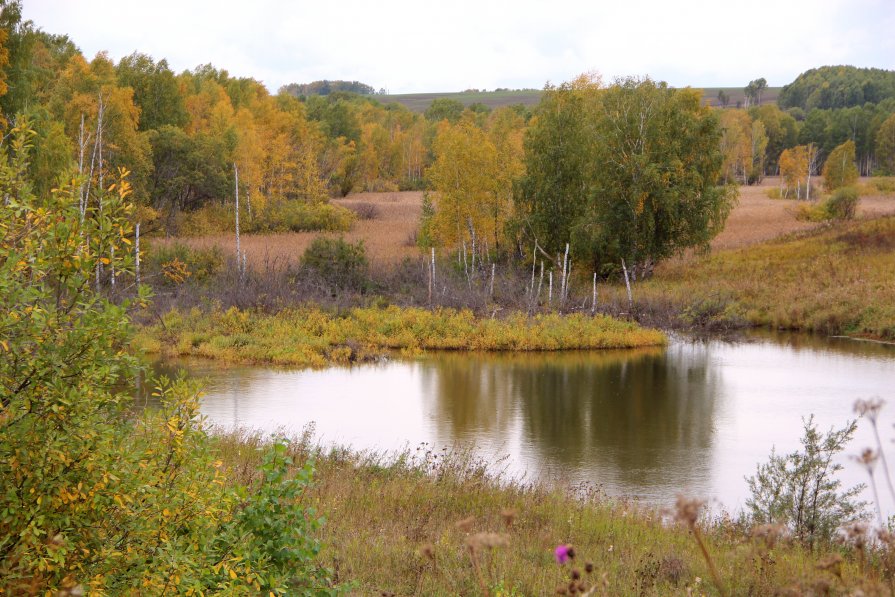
215, 431, 881, 596
612, 216, 895, 339
136, 305, 665, 367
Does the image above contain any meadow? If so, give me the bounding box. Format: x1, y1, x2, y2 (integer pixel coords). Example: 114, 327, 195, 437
213, 429, 890, 596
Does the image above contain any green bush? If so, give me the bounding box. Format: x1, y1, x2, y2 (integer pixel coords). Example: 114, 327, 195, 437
177, 201, 355, 236
146, 243, 224, 283
301, 236, 369, 291
744, 416, 866, 547
824, 186, 859, 220
250, 201, 355, 233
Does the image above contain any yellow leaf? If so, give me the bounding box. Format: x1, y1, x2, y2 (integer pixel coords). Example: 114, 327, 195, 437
0, 340, 7, 351
229, 569, 237, 580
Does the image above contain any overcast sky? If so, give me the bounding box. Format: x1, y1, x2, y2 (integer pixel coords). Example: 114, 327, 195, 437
21, 0, 895, 94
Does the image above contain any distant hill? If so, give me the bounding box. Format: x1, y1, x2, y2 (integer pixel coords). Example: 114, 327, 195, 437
778, 66, 895, 110
373, 89, 543, 112
375, 87, 780, 113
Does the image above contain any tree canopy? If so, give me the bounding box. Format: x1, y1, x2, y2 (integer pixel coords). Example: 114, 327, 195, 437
778, 66, 895, 111
518, 76, 735, 277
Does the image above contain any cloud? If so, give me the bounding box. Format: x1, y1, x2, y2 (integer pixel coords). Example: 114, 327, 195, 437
22, 0, 895, 93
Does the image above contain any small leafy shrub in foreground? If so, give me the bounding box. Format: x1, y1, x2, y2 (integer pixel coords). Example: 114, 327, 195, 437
301, 236, 370, 291
744, 416, 866, 547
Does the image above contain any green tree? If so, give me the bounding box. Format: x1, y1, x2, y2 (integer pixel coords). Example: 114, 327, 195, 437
146, 125, 231, 231
584, 79, 734, 276
424, 97, 464, 123
515, 74, 603, 256
116, 52, 188, 131
744, 77, 768, 106
822, 139, 859, 191
876, 112, 895, 175
519, 76, 734, 277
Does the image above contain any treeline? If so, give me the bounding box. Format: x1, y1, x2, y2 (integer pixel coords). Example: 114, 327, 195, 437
717, 100, 895, 181
3, 0, 895, 244
280, 79, 378, 96
778, 66, 895, 110
0, 4, 454, 235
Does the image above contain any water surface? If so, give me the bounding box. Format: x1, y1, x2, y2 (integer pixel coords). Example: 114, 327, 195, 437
154, 332, 895, 513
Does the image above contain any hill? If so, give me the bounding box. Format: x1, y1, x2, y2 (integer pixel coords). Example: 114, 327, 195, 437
778, 66, 895, 110
374, 87, 780, 113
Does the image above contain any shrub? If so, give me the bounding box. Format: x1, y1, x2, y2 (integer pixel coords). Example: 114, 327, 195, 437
744, 416, 867, 547
176, 201, 355, 235
794, 186, 859, 222
871, 177, 895, 194
147, 243, 224, 283
824, 186, 859, 220
251, 201, 355, 233
346, 201, 379, 220
301, 237, 370, 291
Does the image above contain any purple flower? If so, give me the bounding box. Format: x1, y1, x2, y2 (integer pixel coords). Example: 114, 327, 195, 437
555, 544, 570, 564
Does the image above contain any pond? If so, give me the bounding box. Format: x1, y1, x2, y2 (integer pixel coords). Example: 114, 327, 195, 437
150, 331, 895, 514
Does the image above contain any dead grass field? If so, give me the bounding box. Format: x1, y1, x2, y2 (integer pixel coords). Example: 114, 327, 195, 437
158, 179, 895, 268
712, 177, 895, 250
158, 191, 424, 268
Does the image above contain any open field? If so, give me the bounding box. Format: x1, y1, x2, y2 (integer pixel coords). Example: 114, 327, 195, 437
156, 191, 424, 268
375, 87, 781, 112
158, 178, 895, 269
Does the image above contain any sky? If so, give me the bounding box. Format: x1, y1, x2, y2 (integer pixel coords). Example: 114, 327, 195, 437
22, 0, 895, 95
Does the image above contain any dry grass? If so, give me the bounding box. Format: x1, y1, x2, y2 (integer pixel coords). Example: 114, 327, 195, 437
158, 180, 895, 273
213, 430, 883, 596
604, 216, 895, 339
156, 191, 424, 269
711, 177, 895, 250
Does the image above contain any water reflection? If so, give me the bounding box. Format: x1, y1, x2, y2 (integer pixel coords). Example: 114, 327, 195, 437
148, 332, 895, 510
418, 346, 720, 499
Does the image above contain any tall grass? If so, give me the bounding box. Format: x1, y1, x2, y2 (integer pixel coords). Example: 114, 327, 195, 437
211, 429, 882, 595
604, 217, 895, 339
136, 306, 665, 367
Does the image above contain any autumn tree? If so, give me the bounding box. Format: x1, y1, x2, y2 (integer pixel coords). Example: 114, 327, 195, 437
427, 114, 511, 252
750, 118, 768, 183
779, 144, 819, 199
719, 109, 751, 183
822, 139, 859, 191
